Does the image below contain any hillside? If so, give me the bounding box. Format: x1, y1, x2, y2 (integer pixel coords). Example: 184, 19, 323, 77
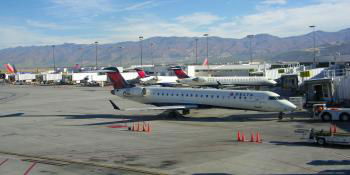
1, 28, 350, 68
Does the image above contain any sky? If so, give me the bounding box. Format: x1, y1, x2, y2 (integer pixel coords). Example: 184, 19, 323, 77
0, 0, 350, 49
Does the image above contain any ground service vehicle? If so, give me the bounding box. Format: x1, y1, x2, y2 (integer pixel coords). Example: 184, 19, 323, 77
313, 104, 350, 121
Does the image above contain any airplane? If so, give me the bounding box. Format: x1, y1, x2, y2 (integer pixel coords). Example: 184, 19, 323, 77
105, 67, 296, 119
171, 66, 277, 87
134, 68, 178, 86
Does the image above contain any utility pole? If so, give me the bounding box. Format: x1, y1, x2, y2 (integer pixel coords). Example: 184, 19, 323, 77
203, 34, 209, 61
309, 25, 316, 67
139, 36, 143, 67
94, 41, 98, 68
247, 35, 254, 63
118, 46, 124, 66
195, 38, 198, 64
52, 45, 56, 71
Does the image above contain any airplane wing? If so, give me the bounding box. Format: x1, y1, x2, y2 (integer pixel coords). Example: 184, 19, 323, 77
109, 100, 198, 111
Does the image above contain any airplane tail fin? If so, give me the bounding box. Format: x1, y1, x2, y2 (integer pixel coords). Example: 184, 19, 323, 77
135, 68, 149, 78
171, 67, 190, 79
4, 63, 17, 74
202, 58, 208, 66
103, 67, 131, 89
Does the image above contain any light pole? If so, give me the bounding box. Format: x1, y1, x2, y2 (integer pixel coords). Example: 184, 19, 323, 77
150, 42, 154, 65
309, 25, 316, 67
139, 36, 143, 67
195, 38, 198, 64
79, 47, 83, 67
94, 41, 98, 68
203, 34, 209, 61
247, 35, 254, 63
118, 46, 124, 66
52, 45, 56, 71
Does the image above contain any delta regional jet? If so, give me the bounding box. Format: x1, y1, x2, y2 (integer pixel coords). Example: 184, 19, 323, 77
105, 67, 296, 118
171, 67, 277, 87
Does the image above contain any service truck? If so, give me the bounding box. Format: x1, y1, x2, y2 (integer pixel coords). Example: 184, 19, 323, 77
312, 104, 350, 121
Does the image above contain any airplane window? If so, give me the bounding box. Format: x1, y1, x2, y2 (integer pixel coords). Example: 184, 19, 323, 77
190, 94, 193, 97
157, 93, 160, 95
244, 97, 247, 99
200, 95, 203, 97
186, 94, 188, 97
195, 94, 198, 97
239, 97, 241, 99
206, 95, 209, 98
181, 94, 184, 96
176, 94, 179, 96
166, 93, 169, 96
217, 95, 219, 98
269, 96, 283, 100
162, 93, 164, 96
171, 94, 173, 96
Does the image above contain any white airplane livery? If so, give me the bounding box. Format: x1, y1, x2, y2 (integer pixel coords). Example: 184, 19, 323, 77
172, 67, 277, 87
134, 68, 178, 86
105, 67, 296, 117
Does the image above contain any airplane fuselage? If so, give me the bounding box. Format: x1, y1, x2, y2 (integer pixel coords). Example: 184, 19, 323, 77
177, 76, 276, 86
112, 86, 296, 112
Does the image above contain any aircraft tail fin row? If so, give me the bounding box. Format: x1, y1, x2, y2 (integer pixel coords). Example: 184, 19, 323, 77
171, 67, 190, 79
103, 67, 131, 89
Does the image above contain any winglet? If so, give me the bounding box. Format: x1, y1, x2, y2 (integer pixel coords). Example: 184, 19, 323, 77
109, 100, 121, 110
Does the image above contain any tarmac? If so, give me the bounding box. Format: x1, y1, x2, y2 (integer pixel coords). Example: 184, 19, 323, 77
0, 84, 349, 175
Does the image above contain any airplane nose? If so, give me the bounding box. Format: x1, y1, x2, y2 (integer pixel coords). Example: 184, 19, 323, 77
286, 101, 297, 111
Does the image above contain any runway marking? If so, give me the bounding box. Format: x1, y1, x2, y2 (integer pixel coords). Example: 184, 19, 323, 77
23, 162, 37, 175
0, 158, 8, 167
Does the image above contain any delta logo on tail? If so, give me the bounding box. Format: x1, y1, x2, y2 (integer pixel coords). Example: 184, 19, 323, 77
3, 63, 17, 74
104, 67, 132, 89
202, 58, 208, 66
135, 68, 149, 78
171, 67, 190, 79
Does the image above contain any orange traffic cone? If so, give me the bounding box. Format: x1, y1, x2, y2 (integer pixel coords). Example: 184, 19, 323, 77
241, 132, 245, 142
256, 132, 261, 143
131, 123, 135, 131
237, 131, 241, 141
147, 123, 151, 133
136, 122, 140, 132
250, 133, 255, 142
142, 122, 146, 132
333, 124, 337, 133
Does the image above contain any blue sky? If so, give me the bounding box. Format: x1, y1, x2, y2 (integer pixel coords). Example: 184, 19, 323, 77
0, 0, 349, 49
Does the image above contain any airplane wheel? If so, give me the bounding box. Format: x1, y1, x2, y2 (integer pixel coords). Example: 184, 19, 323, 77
278, 112, 283, 120
340, 113, 350, 122
182, 109, 190, 115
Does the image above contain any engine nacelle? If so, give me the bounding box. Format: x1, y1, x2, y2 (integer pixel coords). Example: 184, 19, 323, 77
123, 87, 147, 97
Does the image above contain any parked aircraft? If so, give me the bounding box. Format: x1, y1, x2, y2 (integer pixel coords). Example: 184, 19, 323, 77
134, 68, 178, 86
105, 67, 295, 118
171, 67, 277, 87
3, 63, 17, 74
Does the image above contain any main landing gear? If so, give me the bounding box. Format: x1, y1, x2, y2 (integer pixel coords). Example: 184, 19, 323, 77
167, 109, 190, 119
278, 112, 284, 120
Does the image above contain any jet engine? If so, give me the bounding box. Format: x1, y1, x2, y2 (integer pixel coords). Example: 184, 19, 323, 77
123, 87, 147, 97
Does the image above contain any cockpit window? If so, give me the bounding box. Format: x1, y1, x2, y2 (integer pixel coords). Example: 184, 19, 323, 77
269, 96, 283, 100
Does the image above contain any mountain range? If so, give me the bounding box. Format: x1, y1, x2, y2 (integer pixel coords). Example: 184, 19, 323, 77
1, 28, 350, 68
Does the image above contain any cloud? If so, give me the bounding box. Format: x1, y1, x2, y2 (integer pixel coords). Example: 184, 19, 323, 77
261, 0, 287, 5
209, 0, 350, 38
122, 1, 158, 11
26, 20, 73, 30
50, 0, 114, 17
175, 12, 223, 26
